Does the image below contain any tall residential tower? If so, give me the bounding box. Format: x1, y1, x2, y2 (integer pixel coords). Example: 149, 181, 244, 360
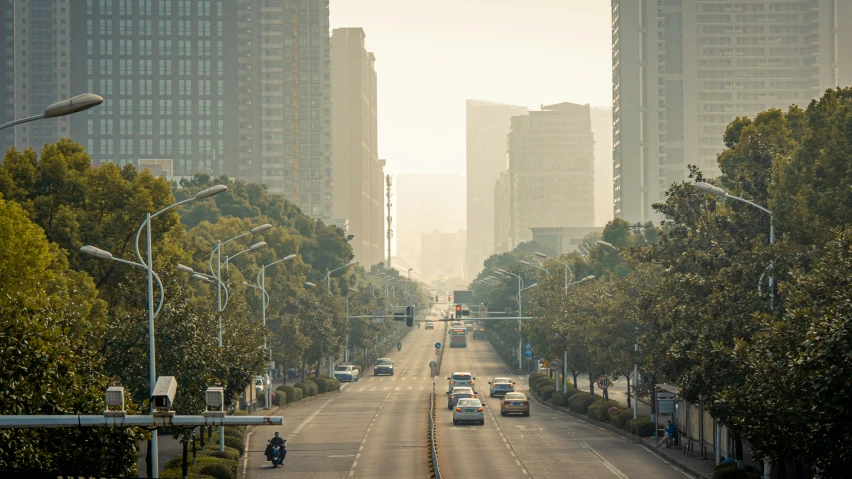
465, 100, 527, 277
331, 27, 384, 266
612, 0, 851, 223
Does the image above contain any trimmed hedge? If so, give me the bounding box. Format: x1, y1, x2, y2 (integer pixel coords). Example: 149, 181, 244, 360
272, 390, 286, 406
588, 400, 620, 421
609, 408, 632, 429
277, 385, 298, 404
160, 456, 236, 479
327, 377, 341, 391
713, 464, 761, 479
530, 376, 552, 393
199, 463, 235, 479
550, 391, 566, 407
223, 428, 243, 440
294, 380, 318, 397
627, 414, 655, 437
223, 436, 245, 456
313, 377, 330, 393
567, 392, 601, 413
539, 384, 556, 401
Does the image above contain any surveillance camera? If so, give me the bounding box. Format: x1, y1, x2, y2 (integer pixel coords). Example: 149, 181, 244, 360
151, 376, 177, 411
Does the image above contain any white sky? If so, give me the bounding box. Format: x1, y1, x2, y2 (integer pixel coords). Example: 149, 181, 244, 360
330, 0, 613, 177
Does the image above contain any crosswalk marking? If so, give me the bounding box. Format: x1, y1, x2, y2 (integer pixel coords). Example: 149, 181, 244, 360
407, 387, 413, 391
382, 387, 389, 391
370, 387, 376, 391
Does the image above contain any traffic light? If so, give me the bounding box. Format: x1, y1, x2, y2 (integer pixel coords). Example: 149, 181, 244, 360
405, 305, 414, 327
455, 304, 462, 318
435, 295, 439, 302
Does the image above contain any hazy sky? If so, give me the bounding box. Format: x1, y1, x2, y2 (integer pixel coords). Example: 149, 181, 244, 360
330, 0, 612, 178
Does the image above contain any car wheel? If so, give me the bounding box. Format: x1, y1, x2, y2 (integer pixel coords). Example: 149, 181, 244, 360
453, 420, 458, 425
448, 405, 452, 410
479, 420, 485, 426
501, 411, 506, 417
523, 412, 529, 417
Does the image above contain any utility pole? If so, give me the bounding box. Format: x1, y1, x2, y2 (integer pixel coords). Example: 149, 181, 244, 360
386, 174, 393, 269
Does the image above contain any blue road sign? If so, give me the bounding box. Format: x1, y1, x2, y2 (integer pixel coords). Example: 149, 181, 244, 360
525, 342, 532, 350
524, 350, 534, 358
435, 342, 442, 349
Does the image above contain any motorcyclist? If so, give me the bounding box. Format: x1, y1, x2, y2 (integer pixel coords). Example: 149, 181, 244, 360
265, 432, 287, 461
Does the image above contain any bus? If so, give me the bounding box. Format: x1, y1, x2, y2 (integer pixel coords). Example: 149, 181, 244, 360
449, 327, 467, 348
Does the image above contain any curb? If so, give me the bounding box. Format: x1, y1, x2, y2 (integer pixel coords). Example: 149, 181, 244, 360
527, 388, 709, 479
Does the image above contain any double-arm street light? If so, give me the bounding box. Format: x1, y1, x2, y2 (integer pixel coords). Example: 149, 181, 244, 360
0, 93, 103, 132
497, 269, 529, 370
324, 260, 357, 296
80, 184, 227, 476
519, 260, 550, 279
533, 252, 573, 293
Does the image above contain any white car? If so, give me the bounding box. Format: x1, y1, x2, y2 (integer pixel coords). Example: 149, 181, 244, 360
453, 398, 485, 425
333, 364, 360, 382
254, 375, 266, 393
424, 321, 435, 330
447, 372, 475, 393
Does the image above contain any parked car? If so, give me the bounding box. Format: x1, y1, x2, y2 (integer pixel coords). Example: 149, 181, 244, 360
254, 375, 266, 393
447, 387, 476, 409
488, 377, 515, 397
373, 358, 394, 376
333, 364, 360, 382
453, 398, 485, 425
500, 392, 530, 417
447, 371, 475, 393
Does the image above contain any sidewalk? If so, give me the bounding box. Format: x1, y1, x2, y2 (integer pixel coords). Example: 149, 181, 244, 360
640, 436, 718, 479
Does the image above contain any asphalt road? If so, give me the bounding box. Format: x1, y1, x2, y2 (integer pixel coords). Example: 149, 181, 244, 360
434, 335, 695, 479
242, 327, 441, 478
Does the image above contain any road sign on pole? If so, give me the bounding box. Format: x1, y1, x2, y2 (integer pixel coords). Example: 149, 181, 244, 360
524, 350, 533, 358
525, 342, 532, 350
596, 375, 612, 390
435, 342, 441, 349
549, 359, 561, 371
479, 306, 487, 315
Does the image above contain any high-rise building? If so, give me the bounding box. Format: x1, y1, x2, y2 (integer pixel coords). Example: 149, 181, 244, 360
395, 173, 466, 272
1, 0, 14, 155
5, 0, 72, 153
68, 0, 235, 177
235, 0, 333, 219
465, 100, 527, 277
493, 170, 510, 254
590, 106, 613, 226
331, 27, 384, 267
420, 229, 466, 279
507, 103, 594, 249
612, 0, 851, 223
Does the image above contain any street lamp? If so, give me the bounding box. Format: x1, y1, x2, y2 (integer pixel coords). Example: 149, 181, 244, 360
596, 240, 616, 250
305, 282, 316, 288
324, 260, 357, 296
519, 260, 550, 279
692, 181, 774, 306
0, 93, 104, 131
80, 183, 226, 477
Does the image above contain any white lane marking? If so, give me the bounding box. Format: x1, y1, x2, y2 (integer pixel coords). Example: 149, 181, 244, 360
382, 387, 389, 391
579, 439, 631, 479
290, 400, 331, 436
413, 377, 418, 380
401, 376, 406, 381
407, 387, 413, 391
395, 387, 400, 391
391, 377, 396, 381
370, 387, 376, 391
641, 445, 697, 478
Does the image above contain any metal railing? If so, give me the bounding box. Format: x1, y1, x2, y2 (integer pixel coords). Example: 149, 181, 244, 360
429, 381, 442, 479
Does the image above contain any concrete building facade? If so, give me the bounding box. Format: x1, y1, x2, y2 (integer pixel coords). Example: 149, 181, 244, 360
68, 0, 235, 177
612, 0, 851, 223
590, 105, 613, 226
331, 27, 384, 267
235, 0, 332, 219
507, 103, 595, 250
4, 0, 72, 154
492, 169, 510, 254
465, 99, 528, 277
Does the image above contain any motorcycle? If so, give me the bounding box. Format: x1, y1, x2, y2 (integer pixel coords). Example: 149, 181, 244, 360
396, 342, 402, 351
267, 440, 286, 467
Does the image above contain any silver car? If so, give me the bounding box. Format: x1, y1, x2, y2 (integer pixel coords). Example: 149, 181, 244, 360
453, 398, 484, 425
488, 377, 515, 397
447, 371, 476, 393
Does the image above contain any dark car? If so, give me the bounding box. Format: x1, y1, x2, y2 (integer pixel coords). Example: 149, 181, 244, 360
447, 387, 476, 409
373, 358, 394, 376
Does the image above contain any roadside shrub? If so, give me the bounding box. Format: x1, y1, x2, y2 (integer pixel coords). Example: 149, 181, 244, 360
224, 424, 245, 435
550, 391, 566, 407
588, 400, 620, 421
587, 401, 603, 420
223, 428, 243, 440
609, 408, 632, 429
159, 469, 216, 479
277, 385, 297, 403
198, 463, 235, 479
627, 414, 655, 437
223, 435, 245, 456
563, 387, 580, 400
568, 392, 590, 413
313, 377, 329, 393
539, 384, 556, 401
530, 376, 551, 393
528, 372, 546, 384
713, 464, 761, 479
291, 387, 303, 402
327, 378, 340, 390
272, 390, 286, 406
203, 448, 240, 461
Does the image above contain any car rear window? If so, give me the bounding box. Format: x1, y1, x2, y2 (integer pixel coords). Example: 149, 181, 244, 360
335, 366, 350, 371
457, 399, 480, 407
452, 388, 473, 394
452, 374, 472, 381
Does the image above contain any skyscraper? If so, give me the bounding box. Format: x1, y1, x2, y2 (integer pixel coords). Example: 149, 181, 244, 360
590, 105, 613, 226
507, 103, 594, 249
6, 0, 72, 153
0, 0, 14, 154
331, 27, 384, 267
236, 0, 333, 219
465, 99, 527, 277
68, 0, 235, 176
612, 0, 850, 223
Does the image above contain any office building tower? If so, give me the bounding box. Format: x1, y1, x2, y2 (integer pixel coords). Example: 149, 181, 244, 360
465, 100, 527, 277
395, 173, 466, 273
69, 0, 235, 177
421, 229, 466, 279
236, 0, 333, 219
612, 0, 850, 223
332, 27, 384, 266
1, 0, 13, 155
507, 103, 594, 249
4, 0, 72, 153
590, 106, 613, 226
492, 170, 510, 254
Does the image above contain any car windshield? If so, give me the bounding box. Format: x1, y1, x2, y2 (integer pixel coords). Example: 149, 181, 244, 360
452, 388, 473, 395
457, 399, 481, 407
452, 374, 472, 381
505, 393, 526, 400
335, 366, 351, 371
376, 359, 392, 365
